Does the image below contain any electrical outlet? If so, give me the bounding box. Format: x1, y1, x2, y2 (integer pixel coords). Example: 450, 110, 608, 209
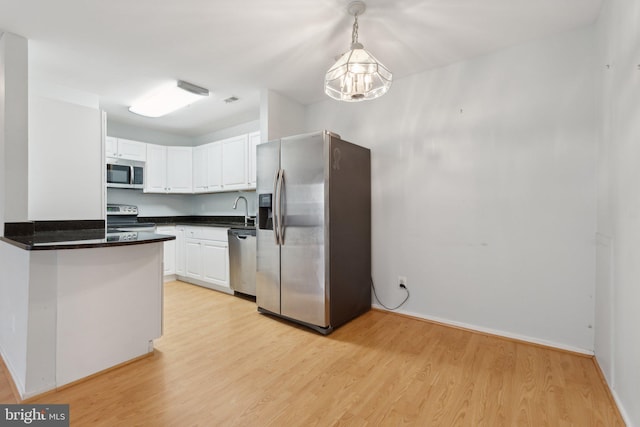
398, 276, 407, 288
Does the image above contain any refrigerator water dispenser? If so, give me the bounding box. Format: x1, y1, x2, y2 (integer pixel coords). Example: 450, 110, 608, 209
258, 193, 273, 230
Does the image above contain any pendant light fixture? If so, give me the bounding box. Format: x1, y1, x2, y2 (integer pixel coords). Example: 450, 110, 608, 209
324, 0, 392, 102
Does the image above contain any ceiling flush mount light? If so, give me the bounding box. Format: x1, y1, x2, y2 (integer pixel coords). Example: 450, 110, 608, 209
324, 0, 392, 102
129, 80, 209, 118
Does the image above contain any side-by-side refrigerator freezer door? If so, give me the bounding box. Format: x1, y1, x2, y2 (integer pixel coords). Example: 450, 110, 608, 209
256, 140, 281, 315
279, 132, 329, 328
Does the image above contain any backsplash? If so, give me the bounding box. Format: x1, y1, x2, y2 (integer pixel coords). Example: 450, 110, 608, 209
107, 188, 257, 217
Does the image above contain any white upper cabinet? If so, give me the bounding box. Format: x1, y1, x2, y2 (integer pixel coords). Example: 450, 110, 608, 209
193, 133, 257, 194
248, 131, 261, 189
192, 145, 207, 192
207, 143, 223, 191
166, 147, 193, 193
221, 134, 248, 190
193, 142, 222, 193
145, 144, 193, 193
105, 136, 118, 158
106, 136, 146, 162
142, 131, 259, 195
145, 144, 167, 192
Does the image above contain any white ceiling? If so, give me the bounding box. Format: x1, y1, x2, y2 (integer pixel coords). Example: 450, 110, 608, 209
0, 0, 603, 137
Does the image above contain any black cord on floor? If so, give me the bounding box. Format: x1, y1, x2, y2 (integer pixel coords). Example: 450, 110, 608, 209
371, 277, 410, 311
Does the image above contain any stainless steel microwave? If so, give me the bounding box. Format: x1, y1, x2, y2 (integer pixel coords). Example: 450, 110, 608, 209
106, 159, 144, 189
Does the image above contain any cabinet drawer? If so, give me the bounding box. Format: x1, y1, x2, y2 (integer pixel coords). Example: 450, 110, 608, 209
183, 226, 228, 242
157, 225, 176, 235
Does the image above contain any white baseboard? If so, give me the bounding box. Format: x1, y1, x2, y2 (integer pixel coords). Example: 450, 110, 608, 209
0, 346, 25, 400
610, 386, 634, 427
175, 275, 234, 295
372, 304, 594, 356
593, 356, 635, 427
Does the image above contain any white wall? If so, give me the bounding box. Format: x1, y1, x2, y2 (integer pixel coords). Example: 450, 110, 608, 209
0, 38, 104, 223
595, 0, 640, 425
56, 244, 162, 387
107, 188, 257, 218
107, 188, 193, 217
0, 32, 29, 224
107, 120, 194, 147
194, 120, 259, 145
28, 95, 103, 220
0, 33, 6, 233
260, 89, 306, 142
25, 250, 56, 396
192, 191, 256, 217
306, 26, 597, 353
0, 240, 58, 401
0, 242, 30, 396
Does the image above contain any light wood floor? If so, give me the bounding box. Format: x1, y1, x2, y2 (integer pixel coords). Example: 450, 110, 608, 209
1, 280, 623, 426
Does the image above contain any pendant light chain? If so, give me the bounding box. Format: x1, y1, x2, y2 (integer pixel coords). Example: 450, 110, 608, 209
352, 14, 359, 45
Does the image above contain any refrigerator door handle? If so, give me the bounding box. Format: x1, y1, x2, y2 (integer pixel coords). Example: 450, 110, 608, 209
273, 169, 281, 245
277, 170, 285, 245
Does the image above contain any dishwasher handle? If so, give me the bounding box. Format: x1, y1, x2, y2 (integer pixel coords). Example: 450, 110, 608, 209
229, 229, 257, 239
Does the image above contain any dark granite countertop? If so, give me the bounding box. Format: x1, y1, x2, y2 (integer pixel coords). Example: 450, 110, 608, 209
0, 216, 256, 251
141, 215, 256, 230
1, 229, 175, 251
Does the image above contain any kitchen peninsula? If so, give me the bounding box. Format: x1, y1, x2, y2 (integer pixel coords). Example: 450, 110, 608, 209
0, 221, 174, 400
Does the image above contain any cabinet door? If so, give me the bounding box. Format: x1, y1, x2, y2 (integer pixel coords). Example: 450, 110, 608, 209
117, 138, 147, 162
248, 131, 261, 188
163, 239, 176, 275
175, 227, 185, 275
185, 238, 202, 280
145, 144, 167, 193
206, 142, 223, 192
166, 147, 193, 193
202, 241, 229, 287
157, 226, 176, 276
221, 135, 248, 190
105, 136, 118, 158
192, 145, 207, 193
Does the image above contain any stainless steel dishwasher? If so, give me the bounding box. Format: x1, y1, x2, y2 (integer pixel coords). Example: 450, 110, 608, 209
228, 228, 257, 297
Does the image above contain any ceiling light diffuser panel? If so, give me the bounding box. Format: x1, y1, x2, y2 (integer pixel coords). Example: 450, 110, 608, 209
129, 80, 209, 118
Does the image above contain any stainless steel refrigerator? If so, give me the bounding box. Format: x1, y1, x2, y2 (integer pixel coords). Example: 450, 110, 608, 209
256, 131, 371, 334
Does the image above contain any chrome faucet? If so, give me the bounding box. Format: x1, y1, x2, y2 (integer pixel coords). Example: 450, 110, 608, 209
233, 196, 250, 225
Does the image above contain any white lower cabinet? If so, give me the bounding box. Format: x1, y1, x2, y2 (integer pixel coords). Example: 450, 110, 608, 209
202, 241, 228, 284
173, 226, 230, 292
185, 238, 203, 280
175, 226, 185, 276
157, 226, 177, 277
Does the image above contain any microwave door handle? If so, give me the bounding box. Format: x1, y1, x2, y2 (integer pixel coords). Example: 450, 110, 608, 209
130, 165, 135, 185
